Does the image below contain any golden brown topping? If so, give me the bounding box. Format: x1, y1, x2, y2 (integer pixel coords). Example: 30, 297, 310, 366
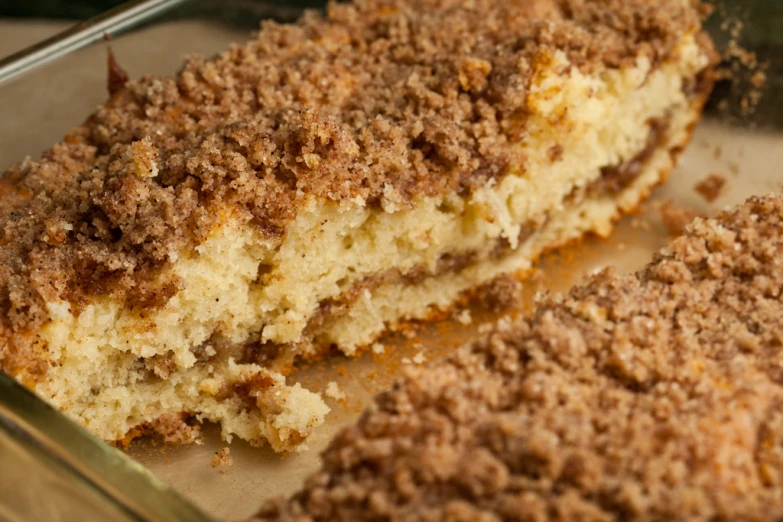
253, 193, 783, 521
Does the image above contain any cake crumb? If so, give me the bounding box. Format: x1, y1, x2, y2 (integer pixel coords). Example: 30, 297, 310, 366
694, 173, 726, 203
401, 326, 417, 340
659, 200, 703, 237
495, 315, 513, 332
324, 381, 346, 401
211, 447, 233, 468
0, 0, 718, 456
412, 352, 427, 365
371, 343, 385, 355
401, 357, 412, 365
478, 322, 495, 334
474, 274, 523, 312
455, 309, 473, 325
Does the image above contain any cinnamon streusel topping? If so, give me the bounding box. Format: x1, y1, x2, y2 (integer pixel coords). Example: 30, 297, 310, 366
254, 193, 783, 521
0, 0, 705, 349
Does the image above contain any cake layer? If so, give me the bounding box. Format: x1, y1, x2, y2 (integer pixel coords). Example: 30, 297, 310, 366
0, 0, 716, 451
253, 192, 783, 521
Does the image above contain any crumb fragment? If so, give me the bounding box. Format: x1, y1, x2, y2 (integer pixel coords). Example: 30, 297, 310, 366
371, 343, 386, 355
474, 274, 523, 312
324, 381, 346, 402
694, 173, 726, 203
412, 352, 427, 365
400, 326, 417, 340
495, 315, 513, 332
0, 0, 714, 354
211, 447, 233, 468
659, 200, 703, 237
713, 9, 769, 121
107, 48, 129, 96
478, 322, 495, 334
455, 309, 473, 325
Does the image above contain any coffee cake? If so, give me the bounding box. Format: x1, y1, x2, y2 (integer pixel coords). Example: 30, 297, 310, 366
253, 192, 783, 520
0, 0, 716, 451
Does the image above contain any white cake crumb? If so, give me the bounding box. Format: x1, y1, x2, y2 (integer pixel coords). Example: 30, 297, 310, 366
412, 352, 427, 364
456, 309, 473, 325
325, 381, 346, 401
211, 447, 233, 468
372, 343, 386, 354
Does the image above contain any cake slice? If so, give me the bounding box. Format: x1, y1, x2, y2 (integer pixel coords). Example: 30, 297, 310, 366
253, 193, 783, 521
0, 0, 716, 451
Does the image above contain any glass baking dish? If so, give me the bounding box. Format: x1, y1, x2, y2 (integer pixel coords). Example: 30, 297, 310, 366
0, 1, 781, 520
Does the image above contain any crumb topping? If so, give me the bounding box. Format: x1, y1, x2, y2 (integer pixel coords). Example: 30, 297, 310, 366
0, 0, 705, 354
659, 199, 703, 237
694, 173, 727, 203
253, 193, 783, 521
211, 447, 233, 468
473, 273, 524, 312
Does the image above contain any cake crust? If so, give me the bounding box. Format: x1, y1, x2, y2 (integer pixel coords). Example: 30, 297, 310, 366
0, 0, 707, 345
254, 193, 783, 521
